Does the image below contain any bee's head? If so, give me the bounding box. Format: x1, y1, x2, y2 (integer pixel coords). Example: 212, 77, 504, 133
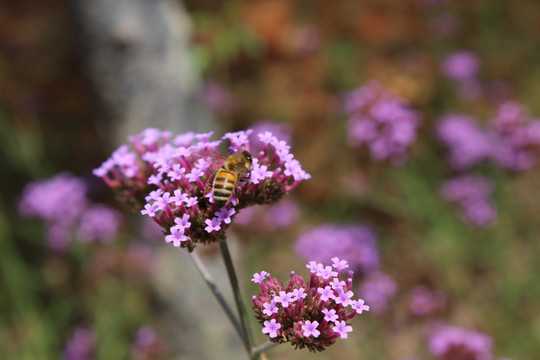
241, 150, 252, 169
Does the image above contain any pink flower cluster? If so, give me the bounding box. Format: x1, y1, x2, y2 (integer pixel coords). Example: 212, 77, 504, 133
93, 128, 310, 251
251, 258, 369, 352
18, 172, 122, 251
440, 175, 497, 228
428, 324, 493, 360
438, 102, 540, 172
344, 81, 421, 165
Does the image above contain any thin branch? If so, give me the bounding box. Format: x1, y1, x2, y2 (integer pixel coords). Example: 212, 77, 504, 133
188, 251, 244, 341
219, 240, 256, 358
251, 341, 279, 356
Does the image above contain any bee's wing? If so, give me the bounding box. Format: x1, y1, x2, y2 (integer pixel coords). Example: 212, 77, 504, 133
191, 149, 226, 167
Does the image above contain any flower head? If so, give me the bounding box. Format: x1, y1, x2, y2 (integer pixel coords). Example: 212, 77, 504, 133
252, 258, 368, 352
344, 81, 421, 165
62, 326, 95, 360
94, 128, 310, 251
428, 324, 493, 360
441, 175, 497, 228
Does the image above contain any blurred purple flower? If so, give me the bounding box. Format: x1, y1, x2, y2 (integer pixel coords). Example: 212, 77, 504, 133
78, 204, 122, 244
18, 172, 87, 226
488, 101, 540, 171
295, 224, 379, 274
131, 326, 164, 360
200, 81, 238, 116
358, 272, 397, 315
441, 51, 481, 82
62, 326, 95, 360
428, 324, 493, 360
409, 285, 446, 316
18, 173, 123, 250
437, 113, 490, 170
441, 175, 497, 228
264, 199, 299, 228
344, 81, 421, 165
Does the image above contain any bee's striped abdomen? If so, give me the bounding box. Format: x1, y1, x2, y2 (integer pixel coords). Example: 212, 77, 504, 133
212, 169, 237, 208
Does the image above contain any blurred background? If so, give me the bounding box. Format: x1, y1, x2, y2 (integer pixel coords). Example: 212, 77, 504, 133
2, 0, 540, 359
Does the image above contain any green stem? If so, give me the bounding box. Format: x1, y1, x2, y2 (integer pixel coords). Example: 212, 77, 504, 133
219, 239, 257, 359
188, 252, 244, 341
251, 341, 279, 356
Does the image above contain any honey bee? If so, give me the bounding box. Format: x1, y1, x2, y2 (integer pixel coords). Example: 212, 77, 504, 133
212, 150, 252, 208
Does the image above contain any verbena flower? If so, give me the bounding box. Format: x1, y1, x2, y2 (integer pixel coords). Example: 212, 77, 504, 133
295, 224, 379, 275
358, 271, 397, 315
62, 326, 95, 360
93, 128, 310, 251
251, 258, 369, 352
441, 51, 480, 83
488, 101, 540, 171
440, 175, 497, 228
131, 326, 166, 360
428, 324, 493, 360
200, 80, 238, 116
437, 113, 491, 170
18, 173, 122, 251
344, 81, 421, 165
409, 285, 446, 316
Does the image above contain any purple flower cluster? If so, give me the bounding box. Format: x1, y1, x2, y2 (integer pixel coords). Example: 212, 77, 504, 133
357, 271, 397, 315
489, 101, 540, 171
200, 80, 238, 116
295, 224, 379, 275
18, 173, 122, 251
437, 114, 491, 170
428, 324, 493, 360
93, 128, 310, 251
344, 81, 421, 165
251, 258, 369, 352
438, 103, 540, 172
62, 326, 95, 360
441, 50, 482, 101
409, 285, 446, 316
131, 326, 165, 360
441, 175, 497, 228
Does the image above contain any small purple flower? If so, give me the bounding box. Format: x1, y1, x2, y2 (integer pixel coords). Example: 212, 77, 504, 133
301, 320, 321, 338
317, 286, 336, 302
358, 272, 397, 315
351, 299, 370, 314
488, 101, 540, 171
441, 175, 497, 228
344, 81, 421, 165
321, 308, 338, 322
262, 300, 279, 316
251, 271, 269, 284
200, 80, 238, 116
332, 320, 353, 339
262, 319, 281, 338
437, 113, 491, 170
204, 218, 221, 233
62, 326, 95, 360
295, 224, 379, 275
130, 326, 164, 360
441, 50, 481, 82
165, 225, 188, 247
78, 204, 122, 244
331, 257, 349, 271
409, 285, 446, 316
275, 291, 295, 308
428, 324, 493, 360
